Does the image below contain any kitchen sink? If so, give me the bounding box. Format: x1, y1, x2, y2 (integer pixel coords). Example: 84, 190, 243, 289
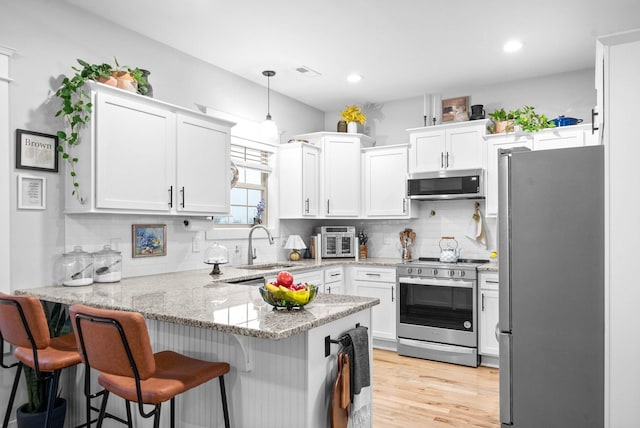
238, 262, 294, 271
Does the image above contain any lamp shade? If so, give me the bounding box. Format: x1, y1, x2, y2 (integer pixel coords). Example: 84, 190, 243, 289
285, 235, 307, 250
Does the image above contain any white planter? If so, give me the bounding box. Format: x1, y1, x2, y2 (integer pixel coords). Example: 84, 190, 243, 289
347, 122, 358, 134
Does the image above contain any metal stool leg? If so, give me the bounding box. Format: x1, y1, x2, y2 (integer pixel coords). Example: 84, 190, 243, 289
96, 390, 110, 428
2, 363, 22, 428
44, 370, 61, 428
219, 375, 230, 428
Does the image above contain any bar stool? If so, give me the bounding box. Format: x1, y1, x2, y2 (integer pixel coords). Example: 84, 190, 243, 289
0, 293, 82, 428
69, 304, 231, 428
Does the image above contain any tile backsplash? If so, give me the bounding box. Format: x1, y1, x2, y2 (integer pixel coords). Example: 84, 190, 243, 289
64, 200, 496, 280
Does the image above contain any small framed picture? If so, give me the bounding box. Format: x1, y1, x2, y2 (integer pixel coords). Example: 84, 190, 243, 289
132, 224, 167, 258
15, 129, 59, 172
17, 174, 46, 210
441, 96, 470, 122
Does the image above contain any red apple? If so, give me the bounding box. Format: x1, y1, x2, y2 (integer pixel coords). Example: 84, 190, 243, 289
277, 271, 294, 287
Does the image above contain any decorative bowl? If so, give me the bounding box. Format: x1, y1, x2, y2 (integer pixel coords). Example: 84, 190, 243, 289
259, 284, 318, 310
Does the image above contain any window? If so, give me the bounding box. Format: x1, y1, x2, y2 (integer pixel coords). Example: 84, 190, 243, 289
214, 138, 273, 226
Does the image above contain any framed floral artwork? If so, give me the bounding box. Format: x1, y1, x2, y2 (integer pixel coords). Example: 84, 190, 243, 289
132, 224, 166, 257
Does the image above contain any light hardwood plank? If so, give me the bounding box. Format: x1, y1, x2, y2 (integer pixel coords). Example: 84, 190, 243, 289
372, 349, 499, 427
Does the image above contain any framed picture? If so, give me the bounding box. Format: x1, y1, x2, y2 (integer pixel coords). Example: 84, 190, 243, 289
132, 224, 167, 258
441, 96, 470, 122
15, 129, 59, 172
17, 174, 46, 210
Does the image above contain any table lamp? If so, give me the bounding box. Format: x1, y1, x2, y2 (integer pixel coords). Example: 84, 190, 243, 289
285, 235, 307, 261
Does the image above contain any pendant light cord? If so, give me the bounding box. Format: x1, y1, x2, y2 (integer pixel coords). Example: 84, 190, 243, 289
262, 70, 275, 121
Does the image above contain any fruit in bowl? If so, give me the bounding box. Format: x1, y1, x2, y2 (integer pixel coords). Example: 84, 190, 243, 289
260, 271, 318, 310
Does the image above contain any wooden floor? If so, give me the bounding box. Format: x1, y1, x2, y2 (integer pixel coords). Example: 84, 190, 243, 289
372, 349, 500, 428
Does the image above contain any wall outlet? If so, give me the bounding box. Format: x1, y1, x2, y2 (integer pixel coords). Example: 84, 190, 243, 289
192, 236, 201, 253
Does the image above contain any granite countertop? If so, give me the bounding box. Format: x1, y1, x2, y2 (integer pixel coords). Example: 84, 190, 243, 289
17, 266, 380, 341
478, 261, 499, 272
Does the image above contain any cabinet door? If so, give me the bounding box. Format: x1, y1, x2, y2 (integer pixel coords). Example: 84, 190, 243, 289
356, 280, 396, 341
364, 146, 408, 217
533, 128, 586, 151
409, 129, 445, 172
479, 289, 500, 357
323, 137, 360, 216
95, 93, 174, 211
485, 136, 533, 216
176, 113, 230, 213
302, 145, 319, 216
446, 126, 484, 169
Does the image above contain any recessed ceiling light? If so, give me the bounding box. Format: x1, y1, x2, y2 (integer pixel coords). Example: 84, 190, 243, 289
347, 73, 362, 83
503, 40, 523, 53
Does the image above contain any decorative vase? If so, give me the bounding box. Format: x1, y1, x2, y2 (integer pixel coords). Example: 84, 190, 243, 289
97, 76, 117, 87
347, 122, 358, 134
111, 70, 137, 93
16, 398, 66, 428
494, 120, 514, 134
140, 69, 153, 97
337, 120, 347, 133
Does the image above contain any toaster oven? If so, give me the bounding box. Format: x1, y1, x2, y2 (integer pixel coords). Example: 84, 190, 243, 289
314, 226, 356, 258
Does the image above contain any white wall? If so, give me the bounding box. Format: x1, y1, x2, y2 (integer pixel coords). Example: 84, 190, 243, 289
323, 68, 596, 146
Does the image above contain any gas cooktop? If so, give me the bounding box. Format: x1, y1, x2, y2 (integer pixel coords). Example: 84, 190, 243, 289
413, 257, 489, 265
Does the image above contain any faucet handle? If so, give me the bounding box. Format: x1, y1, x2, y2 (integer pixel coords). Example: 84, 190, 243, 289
252, 248, 257, 260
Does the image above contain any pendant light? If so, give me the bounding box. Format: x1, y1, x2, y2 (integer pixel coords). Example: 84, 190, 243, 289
260, 70, 279, 142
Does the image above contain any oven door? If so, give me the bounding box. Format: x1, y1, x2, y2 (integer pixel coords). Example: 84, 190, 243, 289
397, 276, 477, 347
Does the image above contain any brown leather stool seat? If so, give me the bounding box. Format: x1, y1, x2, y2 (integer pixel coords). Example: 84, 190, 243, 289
69, 304, 231, 428
0, 293, 82, 428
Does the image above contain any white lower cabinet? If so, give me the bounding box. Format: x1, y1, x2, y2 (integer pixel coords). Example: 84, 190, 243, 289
324, 266, 345, 294
479, 271, 499, 365
353, 266, 396, 345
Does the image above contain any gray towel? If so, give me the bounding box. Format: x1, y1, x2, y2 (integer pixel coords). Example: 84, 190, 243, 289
342, 326, 370, 402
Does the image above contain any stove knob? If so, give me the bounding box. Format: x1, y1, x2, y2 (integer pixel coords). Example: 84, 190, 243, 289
460, 271, 466, 277
407, 268, 412, 274
432, 268, 438, 276
449, 270, 455, 277
417, 268, 422, 274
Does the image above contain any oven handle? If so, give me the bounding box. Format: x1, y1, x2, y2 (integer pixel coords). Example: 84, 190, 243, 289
397, 277, 474, 288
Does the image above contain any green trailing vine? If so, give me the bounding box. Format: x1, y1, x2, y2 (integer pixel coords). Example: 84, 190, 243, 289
54, 58, 149, 203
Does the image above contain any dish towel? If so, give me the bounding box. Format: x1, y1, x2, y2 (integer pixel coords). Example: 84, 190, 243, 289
342, 326, 371, 428
465, 207, 487, 248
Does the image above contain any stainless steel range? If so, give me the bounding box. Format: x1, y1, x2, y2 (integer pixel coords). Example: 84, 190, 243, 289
396, 258, 487, 367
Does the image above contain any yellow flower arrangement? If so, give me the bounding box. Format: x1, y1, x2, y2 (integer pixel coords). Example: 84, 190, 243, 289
341, 105, 367, 125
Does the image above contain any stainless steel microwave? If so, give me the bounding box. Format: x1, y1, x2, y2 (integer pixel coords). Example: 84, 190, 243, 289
407, 169, 484, 200
314, 226, 356, 258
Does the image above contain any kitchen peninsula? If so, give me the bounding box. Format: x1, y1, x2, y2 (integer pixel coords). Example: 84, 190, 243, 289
18, 268, 378, 428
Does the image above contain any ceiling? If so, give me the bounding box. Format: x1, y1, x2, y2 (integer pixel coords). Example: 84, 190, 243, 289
63, 0, 640, 112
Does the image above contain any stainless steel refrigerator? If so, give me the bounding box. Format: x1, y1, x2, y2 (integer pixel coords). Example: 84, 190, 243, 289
498, 145, 604, 428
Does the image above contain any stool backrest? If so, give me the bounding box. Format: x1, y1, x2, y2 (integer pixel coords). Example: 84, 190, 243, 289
0, 292, 50, 349
69, 304, 156, 379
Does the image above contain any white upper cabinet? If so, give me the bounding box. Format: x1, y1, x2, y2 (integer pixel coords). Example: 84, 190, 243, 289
176, 113, 230, 213
532, 123, 596, 151
484, 134, 533, 217
65, 82, 234, 215
408, 120, 489, 173
278, 142, 320, 218
363, 144, 412, 218
292, 132, 375, 218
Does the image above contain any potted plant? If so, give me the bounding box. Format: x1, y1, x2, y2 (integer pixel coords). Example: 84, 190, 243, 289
488, 106, 555, 134
511, 105, 555, 132
340, 105, 366, 133
487, 107, 514, 134
55, 58, 149, 203
16, 302, 71, 428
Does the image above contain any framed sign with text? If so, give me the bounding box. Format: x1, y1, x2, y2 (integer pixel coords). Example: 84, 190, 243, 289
15, 129, 59, 172
17, 174, 46, 210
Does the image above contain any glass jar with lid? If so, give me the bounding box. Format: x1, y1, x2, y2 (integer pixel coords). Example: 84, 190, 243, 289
58, 246, 94, 286
92, 244, 122, 283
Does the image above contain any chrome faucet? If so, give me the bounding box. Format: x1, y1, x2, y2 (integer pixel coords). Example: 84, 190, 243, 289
247, 224, 274, 265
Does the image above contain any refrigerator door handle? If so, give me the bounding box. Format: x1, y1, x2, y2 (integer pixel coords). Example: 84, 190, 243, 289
499, 332, 512, 425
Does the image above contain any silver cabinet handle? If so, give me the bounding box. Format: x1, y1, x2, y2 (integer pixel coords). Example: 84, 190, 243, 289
446, 152, 450, 168
327, 286, 332, 294
305, 198, 310, 213
168, 186, 173, 208
402, 198, 406, 213
180, 186, 185, 208
495, 323, 500, 342
481, 292, 485, 311
365, 272, 381, 277
326, 199, 330, 214
391, 285, 395, 302
440, 152, 444, 168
